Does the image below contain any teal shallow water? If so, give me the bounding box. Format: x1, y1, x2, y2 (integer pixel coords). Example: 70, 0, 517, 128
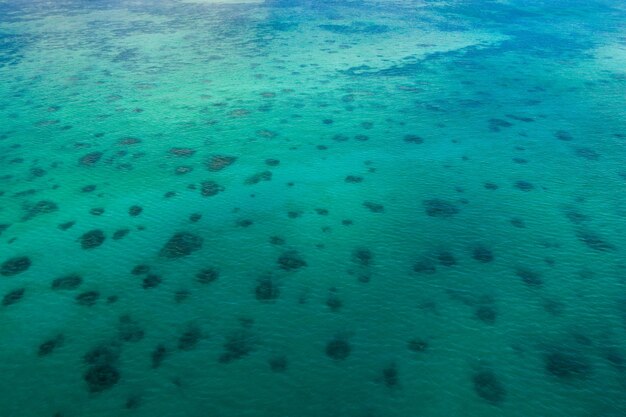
1, 1, 626, 416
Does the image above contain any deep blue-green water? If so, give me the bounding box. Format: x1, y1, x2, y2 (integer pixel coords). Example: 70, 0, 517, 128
1, 1, 626, 416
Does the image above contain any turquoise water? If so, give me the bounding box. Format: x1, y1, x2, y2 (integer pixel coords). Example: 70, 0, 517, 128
1, 0, 626, 416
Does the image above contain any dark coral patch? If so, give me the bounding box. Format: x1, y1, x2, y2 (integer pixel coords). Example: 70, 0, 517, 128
345, 175, 363, 183
38, 334, 64, 357
277, 251, 307, 270
245, 171, 272, 185
1, 256, 31, 276
118, 315, 145, 342
118, 137, 142, 145
352, 248, 373, 266
142, 274, 162, 289
79, 151, 103, 166
84, 343, 120, 366
424, 199, 459, 218
52, 274, 83, 290
404, 134, 423, 144
269, 355, 288, 372
325, 337, 351, 361
219, 330, 257, 363
169, 147, 196, 157
58, 221, 75, 231
196, 268, 219, 284
381, 363, 399, 387
80, 229, 106, 249
475, 305, 497, 324
545, 351, 592, 379
488, 118, 513, 132
22, 200, 58, 221
84, 364, 120, 393
473, 370, 506, 404
160, 232, 203, 258
437, 251, 457, 267
363, 201, 384, 213
201, 180, 224, 197
76, 291, 100, 306
408, 339, 428, 352
131, 265, 150, 275
128, 205, 143, 217
206, 155, 237, 172
576, 230, 615, 252
555, 130, 573, 141
514, 180, 534, 191
112, 229, 130, 240
575, 147, 600, 161
151, 344, 168, 369
472, 245, 494, 263
178, 326, 201, 351
413, 258, 437, 274
255, 276, 280, 301
2, 288, 25, 306
515, 267, 543, 286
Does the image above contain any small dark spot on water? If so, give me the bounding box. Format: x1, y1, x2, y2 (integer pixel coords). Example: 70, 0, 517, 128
345, 175, 363, 183
76, 291, 99, 306
437, 251, 456, 267
79, 151, 103, 166
151, 344, 168, 368
555, 130, 573, 141
3, 287, 25, 306
219, 329, 257, 363
408, 339, 428, 352
473, 369, 506, 404
269, 355, 288, 372
255, 275, 280, 301
58, 221, 75, 231
516, 267, 543, 286
142, 274, 162, 289
352, 248, 373, 266
178, 325, 201, 351
196, 268, 219, 284
424, 199, 459, 217
413, 257, 437, 274
84, 343, 120, 366
363, 201, 384, 213
475, 304, 497, 324
160, 232, 203, 258
510, 217, 525, 228
514, 180, 534, 191
131, 265, 150, 275
80, 229, 105, 249
381, 363, 399, 388
129, 205, 143, 216
52, 274, 82, 290
472, 245, 494, 263
270, 236, 285, 245
112, 229, 130, 240
84, 364, 120, 393
118, 315, 145, 342
576, 229, 615, 252
545, 350, 592, 380
277, 251, 306, 270
325, 337, 351, 361
1, 256, 31, 276
326, 289, 343, 312
38, 334, 64, 357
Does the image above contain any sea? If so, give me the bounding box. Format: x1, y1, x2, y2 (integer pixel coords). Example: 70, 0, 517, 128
1, 1, 625, 416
